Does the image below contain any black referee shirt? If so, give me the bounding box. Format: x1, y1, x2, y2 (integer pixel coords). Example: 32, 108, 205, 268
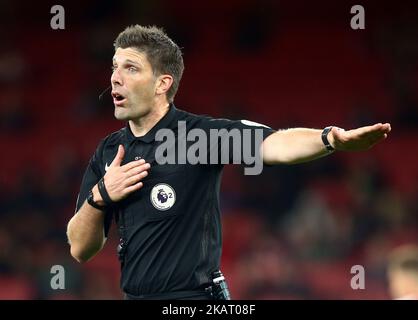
75, 104, 276, 297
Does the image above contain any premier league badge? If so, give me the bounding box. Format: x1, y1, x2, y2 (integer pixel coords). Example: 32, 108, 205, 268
150, 183, 176, 211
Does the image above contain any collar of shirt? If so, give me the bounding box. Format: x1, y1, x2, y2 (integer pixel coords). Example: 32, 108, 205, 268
124, 103, 178, 144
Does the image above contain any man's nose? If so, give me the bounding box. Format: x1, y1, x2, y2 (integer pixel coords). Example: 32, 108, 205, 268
111, 68, 123, 86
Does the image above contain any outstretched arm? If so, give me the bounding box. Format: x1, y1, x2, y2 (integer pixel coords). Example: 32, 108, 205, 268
262, 123, 391, 165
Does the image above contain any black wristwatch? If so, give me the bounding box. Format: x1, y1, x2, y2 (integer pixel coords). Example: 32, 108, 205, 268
87, 189, 106, 211
321, 126, 335, 152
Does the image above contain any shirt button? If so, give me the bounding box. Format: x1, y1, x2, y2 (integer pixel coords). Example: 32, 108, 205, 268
135, 156, 141, 160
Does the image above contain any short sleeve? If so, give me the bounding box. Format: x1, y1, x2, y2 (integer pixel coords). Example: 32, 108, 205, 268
194, 117, 276, 172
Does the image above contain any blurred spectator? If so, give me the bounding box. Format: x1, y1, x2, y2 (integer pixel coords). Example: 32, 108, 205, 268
387, 244, 418, 300
0, 50, 26, 84
281, 187, 353, 261
0, 87, 32, 134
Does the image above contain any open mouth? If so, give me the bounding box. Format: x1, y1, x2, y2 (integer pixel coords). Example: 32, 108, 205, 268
112, 92, 127, 105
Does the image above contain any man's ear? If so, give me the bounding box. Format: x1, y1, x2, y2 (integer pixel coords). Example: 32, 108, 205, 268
155, 75, 173, 96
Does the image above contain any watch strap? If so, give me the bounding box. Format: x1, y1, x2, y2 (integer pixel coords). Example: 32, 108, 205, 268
87, 189, 106, 210
321, 126, 335, 152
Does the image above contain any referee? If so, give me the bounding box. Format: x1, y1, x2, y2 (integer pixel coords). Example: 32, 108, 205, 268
66, 25, 391, 300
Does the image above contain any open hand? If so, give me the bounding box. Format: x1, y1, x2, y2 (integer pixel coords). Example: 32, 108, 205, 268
329, 123, 391, 151
102, 145, 150, 202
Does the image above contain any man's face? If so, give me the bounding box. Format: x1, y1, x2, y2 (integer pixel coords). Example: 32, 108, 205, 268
388, 270, 418, 299
111, 47, 158, 121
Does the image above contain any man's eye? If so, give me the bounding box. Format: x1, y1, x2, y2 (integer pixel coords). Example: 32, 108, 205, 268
111, 66, 117, 72
128, 67, 137, 72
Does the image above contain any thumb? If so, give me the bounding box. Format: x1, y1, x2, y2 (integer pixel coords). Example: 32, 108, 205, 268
331, 126, 344, 139
111, 145, 125, 167
329, 126, 345, 148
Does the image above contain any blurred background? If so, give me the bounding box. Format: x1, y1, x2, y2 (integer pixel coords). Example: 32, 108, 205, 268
0, 0, 417, 299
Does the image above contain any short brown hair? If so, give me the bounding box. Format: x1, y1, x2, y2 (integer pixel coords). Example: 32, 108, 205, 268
114, 25, 184, 102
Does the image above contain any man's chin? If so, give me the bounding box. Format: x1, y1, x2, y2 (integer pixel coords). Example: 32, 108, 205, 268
114, 108, 130, 121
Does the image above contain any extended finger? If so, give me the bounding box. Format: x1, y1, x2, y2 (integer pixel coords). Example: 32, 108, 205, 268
354, 124, 388, 139
124, 170, 149, 186
370, 123, 391, 134
363, 126, 388, 140
381, 123, 391, 133
125, 163, 151, 177
121, 159, 146, 172
125, 182, 144, 194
